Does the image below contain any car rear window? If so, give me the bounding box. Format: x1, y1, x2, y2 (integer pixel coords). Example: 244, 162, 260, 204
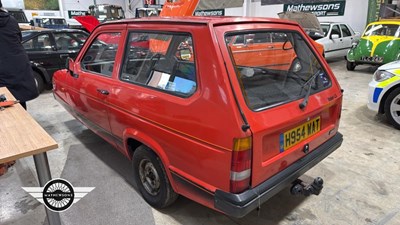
225, 31, 331, 111
364, 24, 400, 37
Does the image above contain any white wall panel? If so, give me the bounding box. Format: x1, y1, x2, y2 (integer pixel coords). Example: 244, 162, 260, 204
50, 0, 367, 33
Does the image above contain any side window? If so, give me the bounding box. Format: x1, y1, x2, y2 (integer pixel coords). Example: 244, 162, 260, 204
120, 32, 196, 97
54, 32, 88, 50
81, 32, 121, 77
22, 34, 52, 51
253, 33, 270, 43
340, 25, 352, 37
331, 25, 342, 38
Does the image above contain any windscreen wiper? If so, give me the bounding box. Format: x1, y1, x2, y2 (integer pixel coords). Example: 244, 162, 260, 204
299, 70, 320, 110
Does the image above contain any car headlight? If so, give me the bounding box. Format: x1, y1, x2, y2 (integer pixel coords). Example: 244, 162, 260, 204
373, 70, 394, 82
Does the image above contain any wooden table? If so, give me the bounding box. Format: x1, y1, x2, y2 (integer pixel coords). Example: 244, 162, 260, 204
0, 87, 61, 225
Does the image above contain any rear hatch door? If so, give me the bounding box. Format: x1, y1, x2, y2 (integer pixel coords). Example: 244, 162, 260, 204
216, 22, 342, 187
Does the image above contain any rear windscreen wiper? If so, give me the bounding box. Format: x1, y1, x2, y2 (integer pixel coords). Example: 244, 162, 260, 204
299, 70, 320, 110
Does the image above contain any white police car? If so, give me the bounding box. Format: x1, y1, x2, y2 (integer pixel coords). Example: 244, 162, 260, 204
368, 61, 400, 129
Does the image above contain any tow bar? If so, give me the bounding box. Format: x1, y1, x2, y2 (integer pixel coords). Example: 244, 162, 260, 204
290, 177, 324, 196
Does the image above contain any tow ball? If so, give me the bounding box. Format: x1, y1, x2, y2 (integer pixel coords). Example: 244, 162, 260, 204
290, 177, 324, 196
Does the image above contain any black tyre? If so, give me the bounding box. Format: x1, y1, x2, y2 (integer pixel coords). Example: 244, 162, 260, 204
133, 145, 178, 208
384, 87, 400, 130
346, 61, 356, 71
33, 71, 45, 93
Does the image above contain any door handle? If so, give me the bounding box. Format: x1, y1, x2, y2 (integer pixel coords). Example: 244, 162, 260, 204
97, 89, 109, 95
60, 54, 69, 59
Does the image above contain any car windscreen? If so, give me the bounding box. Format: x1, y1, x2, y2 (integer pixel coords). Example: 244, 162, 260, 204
225, 31, 331, 111
321, 24, 330, 37
363, 24, 400, 37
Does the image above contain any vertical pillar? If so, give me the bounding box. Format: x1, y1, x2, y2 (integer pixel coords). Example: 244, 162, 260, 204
58, 0, 64, 17
33, 153, 61, 225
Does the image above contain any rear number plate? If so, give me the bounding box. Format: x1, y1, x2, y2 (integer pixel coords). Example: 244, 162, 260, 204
279, 116, 321, 152
361, 56, 383, 63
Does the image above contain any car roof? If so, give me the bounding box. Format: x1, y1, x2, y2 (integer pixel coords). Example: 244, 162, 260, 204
99, 16, 299, 27
21, 29, 88, 41
32, 16, 65, 19
369, 20, 400, 25
320, 22, 345, 25
22, 29, 87, 34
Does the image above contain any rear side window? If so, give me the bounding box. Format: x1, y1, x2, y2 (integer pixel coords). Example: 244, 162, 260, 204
120, 32, 196, 97
81, 32, 121, 77
226, 31, 331, 111
54, 32, 88, 50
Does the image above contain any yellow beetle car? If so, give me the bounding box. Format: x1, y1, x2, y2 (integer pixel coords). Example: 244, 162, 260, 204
347, 20, 400, 70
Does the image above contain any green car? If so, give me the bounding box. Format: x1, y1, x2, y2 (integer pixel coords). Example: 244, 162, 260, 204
347, 20, 400, 71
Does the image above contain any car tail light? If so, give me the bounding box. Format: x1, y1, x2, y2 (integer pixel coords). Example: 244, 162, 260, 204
230, 137, 252, 193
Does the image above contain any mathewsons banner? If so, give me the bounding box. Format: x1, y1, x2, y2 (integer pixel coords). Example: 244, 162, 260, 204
262, 0, 346, 17
197, 0, 243, 10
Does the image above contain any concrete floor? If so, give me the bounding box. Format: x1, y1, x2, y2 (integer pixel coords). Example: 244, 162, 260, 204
1, 58, 400, 225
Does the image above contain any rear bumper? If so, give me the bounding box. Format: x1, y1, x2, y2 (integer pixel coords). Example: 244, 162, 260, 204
214, 132, 343, 218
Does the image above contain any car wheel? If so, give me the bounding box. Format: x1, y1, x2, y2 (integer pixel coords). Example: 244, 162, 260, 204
346, 61, 356, 71
33, 71, 45, 93
133, 145, 178, 208
384, 87, 400, 129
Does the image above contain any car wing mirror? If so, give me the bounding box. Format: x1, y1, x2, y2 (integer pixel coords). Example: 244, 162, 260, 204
331, 34, 340, 40
66, 57, 78, 78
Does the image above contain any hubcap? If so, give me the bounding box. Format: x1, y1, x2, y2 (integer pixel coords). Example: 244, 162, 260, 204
390, 93, 400, 125
139, 159, 160, 196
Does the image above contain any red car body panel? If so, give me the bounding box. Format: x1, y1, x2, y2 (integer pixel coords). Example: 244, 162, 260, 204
53, 16, 343, 217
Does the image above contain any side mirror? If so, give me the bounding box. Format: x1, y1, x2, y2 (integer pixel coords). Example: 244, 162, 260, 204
66, 57, 78, 78
29, 20, 34, 26
331, 34, 340, 40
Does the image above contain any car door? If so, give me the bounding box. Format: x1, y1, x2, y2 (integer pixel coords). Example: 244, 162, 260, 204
65, 30, 123, 142
215, 24, 343, 189
53, 31, 88, 69
326, 24, 344, 58
340, 24, 355, 55
22, 32, 60, 76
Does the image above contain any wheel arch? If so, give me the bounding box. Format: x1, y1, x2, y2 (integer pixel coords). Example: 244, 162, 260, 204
31, 63, 51, 84
123, 128, 171, 172
123, 128, 177, 192
379, 83, 400, 114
